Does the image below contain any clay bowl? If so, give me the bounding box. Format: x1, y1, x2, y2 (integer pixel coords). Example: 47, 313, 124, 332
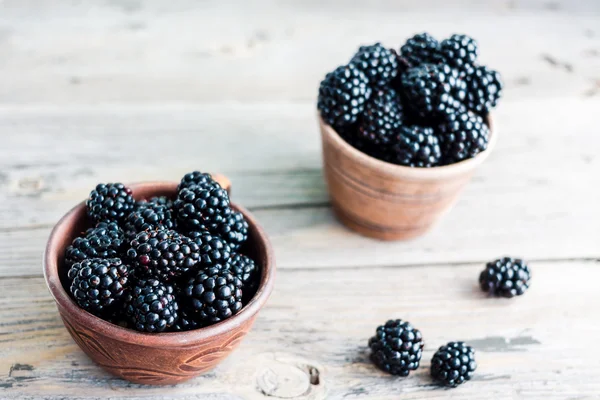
319, 115, 497, 241
43, 179, 276, 385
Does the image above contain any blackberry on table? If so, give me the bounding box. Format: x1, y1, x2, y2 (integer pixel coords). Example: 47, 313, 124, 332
218, 211, 249, 251
437, 34, 479, 72
318, 63, 372, 128
65, 221, 125, 268
351, 43, 399, 87
431, 342, 477, 387
174, 182, 231, 233
68, 258, 129, 316
126, 229, 201, 282
126, 279, 178, 333
187, 231, 232, 270
438, 111, 490, 163
178, 171, 217, 192
400, 33, 440, 67
357, 88, 404, 148
123, 197, 176, 242
401, 63, 467, 119
86, 183, 135, 223
227, 253, 259, 300
387, 125, 441, 167
479, 257, 531, 298
368, 319, 424, 376
182, 267, 243, 325
465, 65, 503, 115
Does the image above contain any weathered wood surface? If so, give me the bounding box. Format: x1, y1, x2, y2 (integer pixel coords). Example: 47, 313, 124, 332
0, 0, 599, 398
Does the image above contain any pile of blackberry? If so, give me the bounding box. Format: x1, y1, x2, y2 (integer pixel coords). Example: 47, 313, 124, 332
317, 34, 502, 166
64, 173, 259, 333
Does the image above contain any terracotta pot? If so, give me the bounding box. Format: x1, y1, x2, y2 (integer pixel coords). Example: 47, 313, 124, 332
43, 178, 276, 385
319, 115, 497, 241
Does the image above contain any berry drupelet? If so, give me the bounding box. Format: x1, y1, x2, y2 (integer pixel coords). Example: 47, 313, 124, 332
438, 111, 490, 164
387, 125, 442, 167
174, 181, 231, 233
318, 63, 372, 128
218, 211, 249, 251
368, 319, 424, 376
437, 34, 479, 73
227, 253, 259, 301
351, 43, 399, 87
357, 88, 404, 148
125, 279, 179, 333
431, 342, 477, 387
400, 33, 440, 67
86, 183, 135, 223
465, 65, 503, 115
68, 258, 130, 316
65, 221, 125, 268
182, 267, 243, 325
479, 257, 531, 297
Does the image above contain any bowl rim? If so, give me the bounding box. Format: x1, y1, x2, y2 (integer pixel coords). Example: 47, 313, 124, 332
43, 181, 276, 347
319, 113, 497, 180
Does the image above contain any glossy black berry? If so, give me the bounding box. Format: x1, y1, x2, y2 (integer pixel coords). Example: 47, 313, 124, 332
126, 279, 178, 333
178, 171, 217, 192
400, 33, 440, 67
351, 43, 399, 87
357, 88, 404, 148
182, 267, 243, 325
218, 211, 249, 251
480, 257, 531, 298
437, 34, 479, 72
438, 111, 489, 164
401, 63, 467, 119
171, 309, 203, 332
318, 64, 372, 128
465, 65, 503, 115
174, 182, 231, 233
431, 342, 477, 387
187, 231, 232, 270
123, 197, 176, 242
387, 125, 441, 167
65, 221, 125, 268
368, 319, 424, 376
68, 258, 129, 316
86, 183, 135, 223
227, 253, 259, 300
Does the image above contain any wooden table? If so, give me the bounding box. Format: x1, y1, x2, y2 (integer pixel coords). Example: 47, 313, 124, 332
1, 1, 599, 398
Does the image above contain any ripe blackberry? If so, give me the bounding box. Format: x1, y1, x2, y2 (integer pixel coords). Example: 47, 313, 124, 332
126, 279, 178, 333
187, 231, 232, 269
387, 125, 441, 167
182, 267, 243, 325
350, 43, 399, 87
65, 221, 125, 268
227, 254, 259, 300
465, 66, 503, 115
86, 183, 135, 223
318, 64, 372, 128
438, 111, 490, 163
431, 342, 477, 387
68, 258, 129, 316
123, 197, 176, 242
218, 211, 249, 251
171, 310, 202, 332
178, 171, 217, 192
401, 63, 467, 119
338, 124, 381, 158
357, 88, 404, 148
126, 229, 201, 281
400, 33, 440, 67
174, 183, 231, 233
437, 34, 478, 72
479, 257, 531, 298
368, 319, 424, 376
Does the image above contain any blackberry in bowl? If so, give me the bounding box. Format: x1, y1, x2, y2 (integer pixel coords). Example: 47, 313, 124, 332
44, 176, 275, 385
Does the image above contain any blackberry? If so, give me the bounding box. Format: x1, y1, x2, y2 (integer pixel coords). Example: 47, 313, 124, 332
438, 111, 489, 163
182, 267, 243, 325
357, 88, 404, 148
318, 64, 372, 128
174, 183, 231, 233
431, 342, 477, 387
227, 254, 259, 300
368, 319, 424, 376
387, 125, 441, 167
350, 43, 399, 87
338, 124, 381, 158
400, 33, 440, 67
171, 310, 202, 332
86, 183, 135, 223
479, 257, 531, 298
218, 211, 249, 251
178, 171, 217, 192
437, 34, 478, 72
187, 231, 232, 269
68, 258, 129, 316
65, 221, 125, 268
123, 197, 176, 242
125, 279, 178, 333
401, 63, 467, 119
465, 66, 503, 115
126, 229, 201, 281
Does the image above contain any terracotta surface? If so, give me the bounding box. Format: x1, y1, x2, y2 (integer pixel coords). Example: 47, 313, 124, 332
43, 180, 276, 385
319, 115, 497, 240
